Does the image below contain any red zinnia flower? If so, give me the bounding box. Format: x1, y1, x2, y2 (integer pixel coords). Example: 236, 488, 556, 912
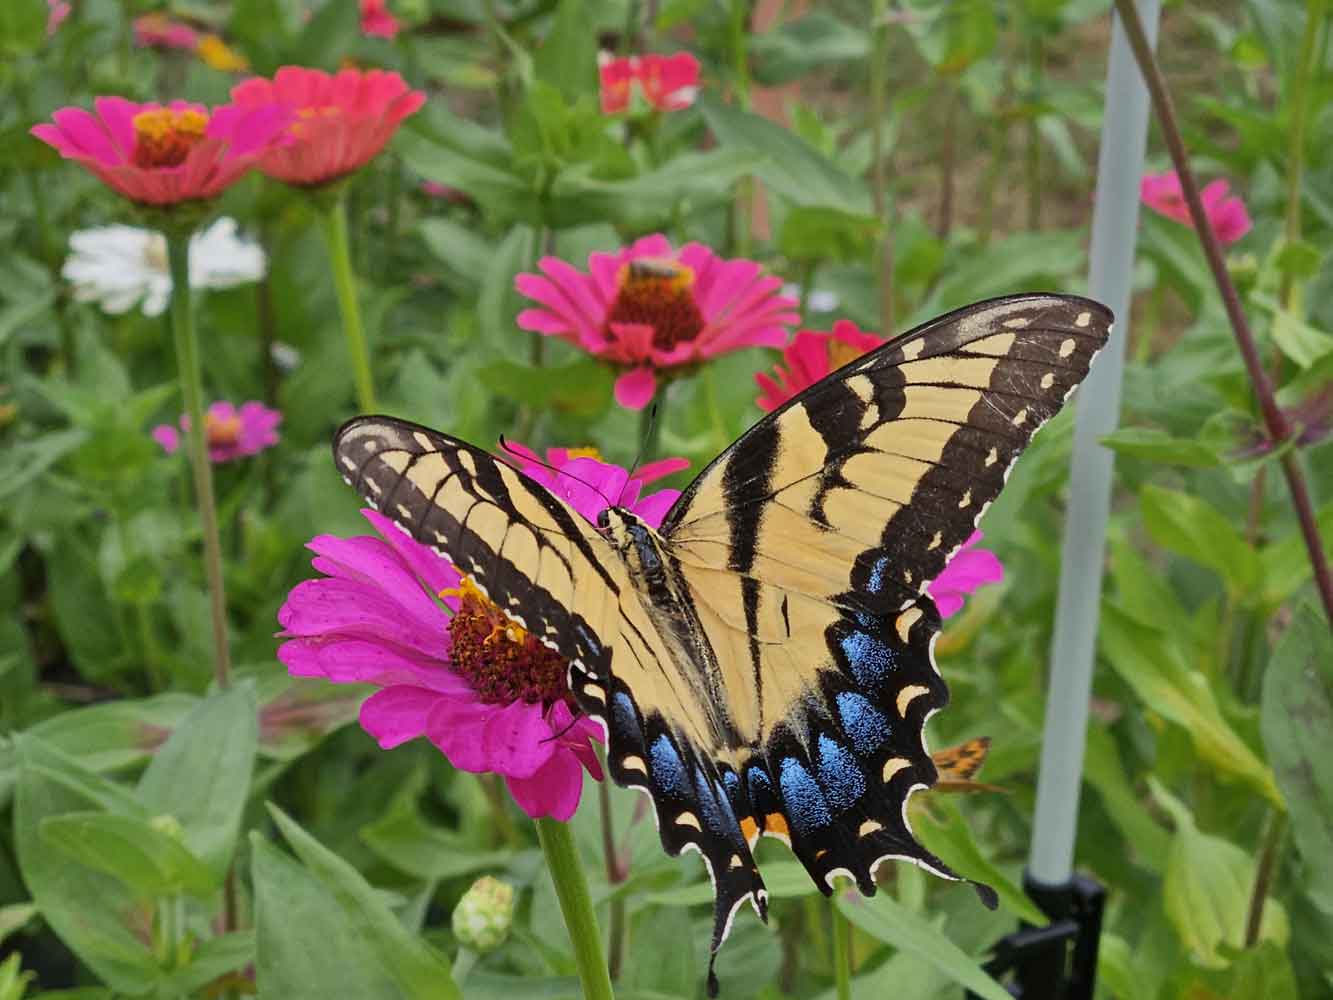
229, 66, 425, 188
278, 450, 684, 820
359, 0, 400, 39
755, 319, 884, 411
1140, 170, 1252, 246
516, 234, 799, 409
132, 13, 201, 50
599, 52, 700, 114
30, 97, 289, 206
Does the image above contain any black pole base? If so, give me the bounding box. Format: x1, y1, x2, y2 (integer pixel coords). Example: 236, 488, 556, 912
965, 872, 1106, 1000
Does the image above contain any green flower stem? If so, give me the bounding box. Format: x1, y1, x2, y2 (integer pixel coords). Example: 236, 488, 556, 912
869, 0, 894, 334
637, 391, 665, 465
1281, 0, 1326, 313
534, 817, 614, 1000
830, 886, 852, 1000
595, 746, 628, 980
319, 197, 377, 413
166, 231, 232, 690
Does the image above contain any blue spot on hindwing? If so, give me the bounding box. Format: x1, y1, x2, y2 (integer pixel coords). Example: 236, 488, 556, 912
649, 735, 690, 800
838, 626, 897, 687
866, 554, 890, 596
835, 691, 892, 756
692, 769, 727, 834
610, 692, 639, 742
778, 757, 832, 837
817, 734, 866, 813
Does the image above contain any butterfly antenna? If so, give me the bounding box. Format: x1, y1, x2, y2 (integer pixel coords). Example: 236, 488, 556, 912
627, 403, 658, 482
541, 705, 586, 744
497, 436, 617, 514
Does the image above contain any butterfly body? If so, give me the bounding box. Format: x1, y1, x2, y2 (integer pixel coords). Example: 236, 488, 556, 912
332, 293, 1113, 992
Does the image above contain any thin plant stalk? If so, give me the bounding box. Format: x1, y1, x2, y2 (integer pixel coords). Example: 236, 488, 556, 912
830, 890, 852, 1000
1280, 0, 1326, 313
638, 388, 666, 465
534, 817, 614, 1000
1113, 0, 1333, 626
1245, 809, 1287, 946
1025, 32, 1044, 230
166, 231, 232, 689
319, 197, 377, 413
869, 0, 894, 334
596, 746, 629, 980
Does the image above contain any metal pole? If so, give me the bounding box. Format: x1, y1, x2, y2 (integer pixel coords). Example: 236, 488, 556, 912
1027, 0, 1162, 890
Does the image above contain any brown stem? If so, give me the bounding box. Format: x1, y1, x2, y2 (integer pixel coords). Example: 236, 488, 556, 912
1244, 810, 1286, 947
1114, 0, 1333, 627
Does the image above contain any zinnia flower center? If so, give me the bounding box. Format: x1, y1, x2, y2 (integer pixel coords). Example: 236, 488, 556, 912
605, 258, 706, 350
443, 577, 572, 706
197, 35, 249, 72
205, 412, 243, 448
828, 338, 869, 369
131, 108, 209, 168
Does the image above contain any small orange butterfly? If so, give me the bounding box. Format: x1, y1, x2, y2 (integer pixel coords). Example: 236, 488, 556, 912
930, 737, 1006, 794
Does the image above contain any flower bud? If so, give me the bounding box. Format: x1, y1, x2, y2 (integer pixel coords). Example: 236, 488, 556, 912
452, 876, 515, 953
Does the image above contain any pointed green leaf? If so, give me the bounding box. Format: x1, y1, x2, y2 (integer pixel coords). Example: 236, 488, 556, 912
835, 891, 1011, 1000
533, 0, 597, 100
265, 805, 458, 998
138, 681, 258, 881
1140, 484, 1261, 593
1262, 603, 1333, 914
1151, 779, 1289, 968
39, 812, 217, 897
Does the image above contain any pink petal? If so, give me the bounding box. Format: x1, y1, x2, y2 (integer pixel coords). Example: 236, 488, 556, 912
505, 750, 586, 821
360, 509, 461, 597
481, 699, 556, 779
614, 367, 657, 410
359, 685, 444, 748
425, 695, 498, 773
152, 425, 181, 453
634, 457, 690, 484
630, 489, 680, 529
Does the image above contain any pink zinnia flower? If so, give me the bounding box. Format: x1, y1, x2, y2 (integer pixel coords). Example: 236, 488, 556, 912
133, 13, 200, 51
47, 0, 71, 36
599, 52, 700, 114
500, 442, 688, 526
1140, 170, 1252, 246
277, 451, 683, 820
927, 532, 1004, 618
30, 97, 290, 206
755, 319, 885, 412
360, 0, 400, 39
152, 400, 281, 463
516, 234, 799, 409
229, 66, 425, 188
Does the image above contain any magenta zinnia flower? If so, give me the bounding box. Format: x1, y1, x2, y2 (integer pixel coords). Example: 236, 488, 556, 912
153, 400, 281, 463
229, 66, 425, 188
755, 319, 884, 412
928, 532, 1004, 618
47, 0, 71, 36
599, 52, 700, 114
277, 450, 685, 821
30, 97, 289, 206
516, 234, 799, 410
1140, 170, 1252, 247
133, 13, 200, 51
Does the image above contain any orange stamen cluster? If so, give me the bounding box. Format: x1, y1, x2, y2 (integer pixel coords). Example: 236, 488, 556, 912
605, 258, 706, 350
205, 412, 243, 448
443, 577, 572, 706
292, 105, 342, 138
828, 337, 871, 369
131, 108, 209, 168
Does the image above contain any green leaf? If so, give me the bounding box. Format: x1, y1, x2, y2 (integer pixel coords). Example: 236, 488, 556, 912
417, 218, 493, 291
294, 0, 359, 69
750, 12, 871, 85
0, 429, 88, 502
1187, 940, 1300, 1000
645, 861, 817, 905
22, 693, 197, 775
912, 799, 1045, 925
1140, 484, 1261, 593
39, 812, 217, 897
478, 359, 613, 418
1270, 308, 1333, 368
1262, 603, 1333, 914
0, 0, 45, 53
137, 682, 259, 881
265, 805, 458, 997
0, 903, 35, 948
532, 0, 597, 100
699, 95, 872, 216
397, 129, 532, 220
13, 739, 159, 994
1151, 779, 1289, 968
361, 794, 515, 882
835, 892, 1011, 1000
1259, 500, 1333, 605
1099, 426, 1221, 467
1100, 606, 1282, 804
778, 205, 879, 264
154, 931, 256, 997
478, 225, 537, 350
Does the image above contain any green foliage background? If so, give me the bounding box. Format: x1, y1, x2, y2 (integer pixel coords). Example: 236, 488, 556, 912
2, 0, 1332, 997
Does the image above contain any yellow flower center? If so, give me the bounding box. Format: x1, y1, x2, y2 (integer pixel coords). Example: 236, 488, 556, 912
131, 108, 209, 168
563, 446, 603, 461
605, 258, 706, 350
205, 412, 243, 448
196, 34, 249, 72
827, 337, 872, 370
441, 576, 572, 706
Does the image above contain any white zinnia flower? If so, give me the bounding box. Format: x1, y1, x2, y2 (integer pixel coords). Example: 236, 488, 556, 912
62, 217, 267, 317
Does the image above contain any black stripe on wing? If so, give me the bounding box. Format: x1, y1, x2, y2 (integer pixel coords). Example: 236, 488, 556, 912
332, 415, 614, 674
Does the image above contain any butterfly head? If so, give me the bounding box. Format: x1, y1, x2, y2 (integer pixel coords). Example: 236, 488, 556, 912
598, 506, 667, 587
